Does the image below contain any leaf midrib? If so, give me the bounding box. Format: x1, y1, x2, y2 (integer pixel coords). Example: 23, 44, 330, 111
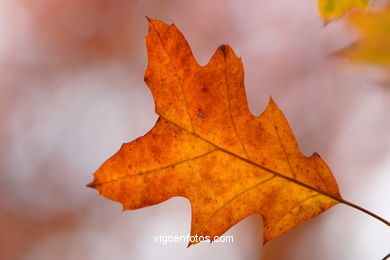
161, 116, 342, 204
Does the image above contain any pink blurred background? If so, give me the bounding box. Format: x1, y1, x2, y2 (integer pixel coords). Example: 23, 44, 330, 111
0, 0, 389, 259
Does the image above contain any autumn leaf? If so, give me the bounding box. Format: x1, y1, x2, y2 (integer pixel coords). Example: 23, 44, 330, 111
341, 6, 390, 66
88, 19, 389, 245
318, 0, 371, 20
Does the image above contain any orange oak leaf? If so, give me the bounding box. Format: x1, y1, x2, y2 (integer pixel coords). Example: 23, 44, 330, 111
88, 19, 345, 244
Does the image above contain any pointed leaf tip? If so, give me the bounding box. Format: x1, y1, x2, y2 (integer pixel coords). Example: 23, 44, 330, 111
86, 182, 96, 189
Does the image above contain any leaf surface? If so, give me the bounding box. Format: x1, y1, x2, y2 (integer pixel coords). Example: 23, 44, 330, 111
88, 19, 342, 244
318, 0, 370, 20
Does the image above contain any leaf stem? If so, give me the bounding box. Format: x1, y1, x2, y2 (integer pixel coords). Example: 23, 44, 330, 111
339, 198, 390, 226
216, 142, 390, 226
161, 116, 390, 228
227, 149, 390, 226
224, 143, 390, 227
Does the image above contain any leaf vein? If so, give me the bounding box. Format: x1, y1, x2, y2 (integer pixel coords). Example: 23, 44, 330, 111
201, 175, 277, 233
222, 48, 249, 159
149, 21, 195, 132
270, 104, 297, 179
91, 150, 217, 187
268, 193, 320, 236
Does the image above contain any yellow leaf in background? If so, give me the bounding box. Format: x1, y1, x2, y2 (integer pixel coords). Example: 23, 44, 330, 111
341, 6, 390, 66
318, 0, 371, 20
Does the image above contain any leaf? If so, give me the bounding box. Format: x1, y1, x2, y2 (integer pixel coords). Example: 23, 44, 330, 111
88, 19, 343, 244
341, 6, 390, 67
318, 0, 371, 20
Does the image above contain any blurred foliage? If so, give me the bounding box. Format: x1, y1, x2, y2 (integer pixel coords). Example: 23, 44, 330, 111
318, 0, 370, 20
341, 6, 390, 67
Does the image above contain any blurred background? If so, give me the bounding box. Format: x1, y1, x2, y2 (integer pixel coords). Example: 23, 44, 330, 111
0, 0, 389, 259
